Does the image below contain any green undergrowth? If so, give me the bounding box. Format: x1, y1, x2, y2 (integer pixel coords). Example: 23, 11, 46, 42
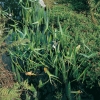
50, 3, 100, 88
0, 0, 100, 100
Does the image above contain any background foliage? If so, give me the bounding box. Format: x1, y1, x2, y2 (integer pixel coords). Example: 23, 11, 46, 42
0, 0, 100, 100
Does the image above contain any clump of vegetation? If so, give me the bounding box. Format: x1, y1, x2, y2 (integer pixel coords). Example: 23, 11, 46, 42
0, 0, 100, 100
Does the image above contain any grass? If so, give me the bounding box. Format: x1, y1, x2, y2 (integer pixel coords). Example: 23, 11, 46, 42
0, 0, 100, 100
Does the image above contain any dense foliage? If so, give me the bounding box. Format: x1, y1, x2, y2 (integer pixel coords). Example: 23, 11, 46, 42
0, 0, 100, 100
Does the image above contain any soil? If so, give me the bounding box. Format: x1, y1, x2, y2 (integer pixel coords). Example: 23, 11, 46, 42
0, 42, 14, 88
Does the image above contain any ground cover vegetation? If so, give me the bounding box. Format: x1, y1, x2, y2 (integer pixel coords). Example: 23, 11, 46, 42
0, 0, 100, 100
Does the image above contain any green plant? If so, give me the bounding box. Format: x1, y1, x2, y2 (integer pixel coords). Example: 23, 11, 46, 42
0, 80, 38, 100
0, 82, 21, 100
3, 0, 100, 100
